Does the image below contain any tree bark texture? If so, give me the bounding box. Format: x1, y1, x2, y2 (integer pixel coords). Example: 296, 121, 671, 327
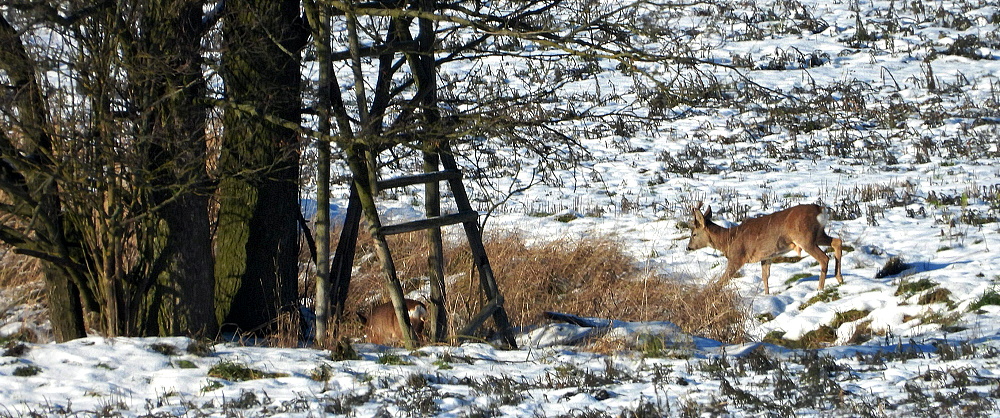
130, 0, 217, 337
215, 0, 305, 334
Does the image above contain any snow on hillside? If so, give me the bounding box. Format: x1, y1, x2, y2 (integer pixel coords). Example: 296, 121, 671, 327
4, 0, 1000, 416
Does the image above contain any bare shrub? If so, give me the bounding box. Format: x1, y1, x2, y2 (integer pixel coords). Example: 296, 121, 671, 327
445, 231, 749, 344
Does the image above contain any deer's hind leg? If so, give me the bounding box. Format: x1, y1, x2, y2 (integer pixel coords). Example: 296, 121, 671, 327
816, 232, 844, 285
798, 240, 831, 290
830, 236, 843, 284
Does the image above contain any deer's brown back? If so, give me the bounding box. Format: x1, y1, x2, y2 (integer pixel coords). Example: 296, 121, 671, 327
724, 204, 824, 263
366, 299, 427, 345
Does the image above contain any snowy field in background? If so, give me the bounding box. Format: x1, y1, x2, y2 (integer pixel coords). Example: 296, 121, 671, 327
4, 0, 1000, 415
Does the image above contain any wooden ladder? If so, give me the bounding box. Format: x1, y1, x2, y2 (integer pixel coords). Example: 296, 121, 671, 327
329, 147, 516, 348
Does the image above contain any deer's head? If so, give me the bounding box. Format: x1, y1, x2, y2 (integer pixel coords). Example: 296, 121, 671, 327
686, 202, 713, 251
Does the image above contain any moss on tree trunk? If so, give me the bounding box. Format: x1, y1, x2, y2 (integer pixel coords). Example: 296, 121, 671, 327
215, 0, 304, 334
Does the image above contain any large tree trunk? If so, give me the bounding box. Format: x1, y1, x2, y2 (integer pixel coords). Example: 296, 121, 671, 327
130, 0, 217, 337
42, 265, 88, 342
215, 0, 305, 334
0, 15, 87, 342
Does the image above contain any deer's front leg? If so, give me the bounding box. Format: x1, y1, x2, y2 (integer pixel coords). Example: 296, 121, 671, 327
718, 259, 744, 287
761, 260, 771, 295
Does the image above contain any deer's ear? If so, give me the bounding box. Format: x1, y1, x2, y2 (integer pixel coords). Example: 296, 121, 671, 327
703, 205, 712, 220
691, 207, 704, 228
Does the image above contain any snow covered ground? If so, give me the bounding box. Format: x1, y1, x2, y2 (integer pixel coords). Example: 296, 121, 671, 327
4, 0, 1000, 415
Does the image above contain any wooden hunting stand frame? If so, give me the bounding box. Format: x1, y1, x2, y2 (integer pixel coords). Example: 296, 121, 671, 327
328, 143, 516, 349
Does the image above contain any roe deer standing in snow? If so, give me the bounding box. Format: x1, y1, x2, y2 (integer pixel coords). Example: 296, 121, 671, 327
686, 203, 843, 294
360, 299, 428, 346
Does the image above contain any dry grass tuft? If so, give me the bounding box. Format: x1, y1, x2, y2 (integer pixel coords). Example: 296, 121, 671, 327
584, 336, 630, 355
0, 248, 49, 342
445, 232, 636, 329
0, 249, 44, 294
338, 229, 748, 345
643, 280, 748, 343
269, 309, 303, 348
0, 250, 46, 308
466, 231, 747, 343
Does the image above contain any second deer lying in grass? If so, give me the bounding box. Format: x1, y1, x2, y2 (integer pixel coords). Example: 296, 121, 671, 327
686, 203, 843, 294
359, 299, 428, 346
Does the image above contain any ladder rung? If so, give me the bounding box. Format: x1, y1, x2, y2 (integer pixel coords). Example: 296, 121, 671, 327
377, 170, 462, 190
380, 210, 478, 235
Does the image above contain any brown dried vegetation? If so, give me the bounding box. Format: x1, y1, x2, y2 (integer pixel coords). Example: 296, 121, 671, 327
343, 228, 748, 344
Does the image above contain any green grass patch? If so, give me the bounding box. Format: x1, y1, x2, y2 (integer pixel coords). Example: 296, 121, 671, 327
762, 330, 789, 346
798, 326, 838, 349
377, 353, 412, 365
917, 310, 964, 332
636, 334, 692, 359
554, 213, 579, 222
918, 287, 954, 307
762, 309, 872, 350
201, 381, 224, 392
784, 273, 812, 286
175, 360, 198, 369
895, 278, 937, 298
208, 360, 286, 381
831, 309, 870, 328
969, 289, 1000, 312
800, 287, 840, 309
762, 326, 837, 350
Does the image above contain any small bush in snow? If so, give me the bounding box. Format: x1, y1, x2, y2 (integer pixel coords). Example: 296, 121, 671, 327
207, 360, 284, 381
12, 364, 41, 377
